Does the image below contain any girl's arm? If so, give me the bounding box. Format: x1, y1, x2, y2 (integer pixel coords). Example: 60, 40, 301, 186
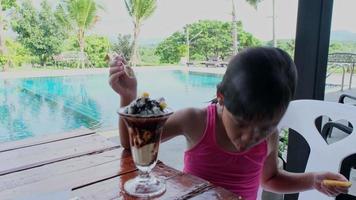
109, 56, 205, 150
109, 57, 137, 149
261, 132, 349, 196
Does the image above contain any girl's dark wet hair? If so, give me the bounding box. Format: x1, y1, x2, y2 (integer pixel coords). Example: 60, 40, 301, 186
217, 47, 297, 121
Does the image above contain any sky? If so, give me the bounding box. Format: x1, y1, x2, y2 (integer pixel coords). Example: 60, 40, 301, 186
93, 0, 298, 41
331, 0, 356, 33
24, 0, 356, 42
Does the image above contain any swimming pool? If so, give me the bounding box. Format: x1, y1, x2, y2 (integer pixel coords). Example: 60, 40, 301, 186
0, 70, 222, 143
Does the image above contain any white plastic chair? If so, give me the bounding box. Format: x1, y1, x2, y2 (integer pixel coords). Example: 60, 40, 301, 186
278, 100, 356, 200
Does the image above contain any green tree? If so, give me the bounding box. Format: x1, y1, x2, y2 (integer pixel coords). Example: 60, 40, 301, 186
124, 0, 157, 67
62, 35, 110, 68
56, 0, 101, 67
156, 20, 260, 64
112, 34, 133, 63
328, 41, 356, 54
155, 32, 185, 63
238, 29, 261, 50
189, 21, 233, 60
277, 40, 295, 57
266, 39, 295, 58
139, 46, 160, 65
84, 35, 109, 67
0, 0, 16, 71
12, 0, 66, 66
6, 38, 32, 67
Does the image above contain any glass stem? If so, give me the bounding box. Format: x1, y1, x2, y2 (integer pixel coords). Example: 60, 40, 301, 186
139, 170, 151, 180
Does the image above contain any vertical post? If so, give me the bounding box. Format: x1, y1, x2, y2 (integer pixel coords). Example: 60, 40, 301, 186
285, 0, 334, 200
341, 66, 345, 91
232, 0, 238, 55
349, 64, 354, 90
272, 0, 277, 47
293, 0, 334, 101
186, 26, 190, 64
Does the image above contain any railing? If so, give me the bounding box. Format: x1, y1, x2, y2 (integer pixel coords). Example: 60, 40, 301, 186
328, 53, 356, 91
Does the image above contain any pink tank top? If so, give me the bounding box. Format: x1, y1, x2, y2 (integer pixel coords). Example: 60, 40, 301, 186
183, 104, 268, 200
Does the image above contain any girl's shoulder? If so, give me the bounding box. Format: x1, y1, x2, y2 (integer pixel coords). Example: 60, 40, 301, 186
180, 107, 207, 117
174, 107, 207, 127
173, 107, 208, 143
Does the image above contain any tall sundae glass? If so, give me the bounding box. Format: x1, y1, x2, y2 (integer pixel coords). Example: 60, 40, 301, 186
118, 93, 172, 198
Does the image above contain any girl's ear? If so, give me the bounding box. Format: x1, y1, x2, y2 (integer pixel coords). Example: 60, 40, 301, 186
217, 92, 224, 105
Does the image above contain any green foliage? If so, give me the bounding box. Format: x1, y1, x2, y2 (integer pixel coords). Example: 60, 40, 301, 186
238, 29, 261, 50
56, 0, 100, 31
188, 20, 232, 60
139, 47, 160, 65
245, 0, 263, 9
124, 0, 157, 23
111, 34, 132, 62
265, 39, 295, 58
84, 35, 110, 67
111, 35, 160, 66
278, 128, 289, 158
0, 53, 7, 66
155, 32, 185, 63
62, 35, 109, 67
6, 38, 32, 66
155, 20, 261, 64
329, 41, 356, 54
61, 35, 78, 51
11, 0, 66, 66
266, 40, 356, 59
1, 0, 16, 10
56, 0, 101, 63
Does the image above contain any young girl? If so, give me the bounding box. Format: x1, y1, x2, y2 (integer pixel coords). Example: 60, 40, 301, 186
109, 47, 349, 200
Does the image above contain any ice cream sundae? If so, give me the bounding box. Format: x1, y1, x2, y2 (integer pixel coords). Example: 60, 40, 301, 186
119, 92, 171, 168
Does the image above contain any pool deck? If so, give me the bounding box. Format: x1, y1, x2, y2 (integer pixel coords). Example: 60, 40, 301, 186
0, 129, 238, 200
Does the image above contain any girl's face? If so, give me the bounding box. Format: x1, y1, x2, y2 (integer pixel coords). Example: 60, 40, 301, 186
221, 106, 280, 152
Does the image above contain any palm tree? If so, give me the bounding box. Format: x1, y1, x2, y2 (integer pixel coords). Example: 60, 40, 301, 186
124, 0, 157, 67
56, 0, 101, 67
231, 0, 262, 54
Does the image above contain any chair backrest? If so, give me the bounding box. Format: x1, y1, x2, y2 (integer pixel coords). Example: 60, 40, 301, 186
278, 100, 356, 200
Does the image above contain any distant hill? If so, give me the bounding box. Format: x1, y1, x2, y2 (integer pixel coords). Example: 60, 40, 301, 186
270, 31, 356, 42
330, 30, 356, 42
139, 38, 164, 47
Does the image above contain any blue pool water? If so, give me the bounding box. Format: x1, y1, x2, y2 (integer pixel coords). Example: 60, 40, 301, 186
0, 70, 222, 143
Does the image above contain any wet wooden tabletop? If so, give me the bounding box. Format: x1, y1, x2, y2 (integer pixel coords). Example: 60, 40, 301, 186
0, 129, 241, 200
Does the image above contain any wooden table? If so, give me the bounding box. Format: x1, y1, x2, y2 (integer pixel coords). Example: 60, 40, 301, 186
0, 129, 241, 200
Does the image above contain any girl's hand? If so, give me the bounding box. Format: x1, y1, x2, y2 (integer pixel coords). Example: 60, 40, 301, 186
313, 172, 350, 197
108, 56, 137, 101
